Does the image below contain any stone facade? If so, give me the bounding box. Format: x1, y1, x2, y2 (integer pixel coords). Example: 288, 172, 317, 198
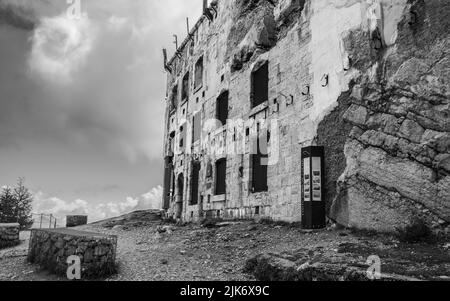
66, 215, 88, 228
27, 228, 117, 279
161, 0, 449, 232
0, 223, 20, 249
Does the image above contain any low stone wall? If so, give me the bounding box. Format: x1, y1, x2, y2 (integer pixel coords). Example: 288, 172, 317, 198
66, 215, 88, 227
27, 228, 117, 279
0, 223, 20, 249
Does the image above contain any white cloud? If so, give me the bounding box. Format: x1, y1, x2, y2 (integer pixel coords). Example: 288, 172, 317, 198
135, 186, 163, 210
32, 185, 163, 225
28, 14, 96, 83
108, 15, 128, 30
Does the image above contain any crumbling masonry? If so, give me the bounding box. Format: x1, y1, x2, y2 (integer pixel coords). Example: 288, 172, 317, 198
162, 0, 450, 233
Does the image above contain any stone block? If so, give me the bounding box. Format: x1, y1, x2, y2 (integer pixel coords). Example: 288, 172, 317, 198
66, 215, 88, 227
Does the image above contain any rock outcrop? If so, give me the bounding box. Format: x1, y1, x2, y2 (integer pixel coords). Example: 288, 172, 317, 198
244, 252, 421, 281
329, 0, 450, 233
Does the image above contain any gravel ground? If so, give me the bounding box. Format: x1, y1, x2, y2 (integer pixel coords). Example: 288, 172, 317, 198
0, 220, 449, 281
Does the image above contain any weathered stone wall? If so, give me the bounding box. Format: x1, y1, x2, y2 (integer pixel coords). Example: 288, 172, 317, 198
164, 0, 315, 223
66, 215, 88, 228
0, 223, 20, 249
27, 228, 117, 279
162, 0, 449, 232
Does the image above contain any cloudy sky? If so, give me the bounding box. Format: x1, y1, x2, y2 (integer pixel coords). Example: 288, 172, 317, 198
0, 0, 202, 223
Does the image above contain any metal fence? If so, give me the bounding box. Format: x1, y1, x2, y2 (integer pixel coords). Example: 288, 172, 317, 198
31, 213, 59, 229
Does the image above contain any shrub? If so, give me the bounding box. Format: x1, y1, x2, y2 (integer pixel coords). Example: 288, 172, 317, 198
397, 218, 432, 243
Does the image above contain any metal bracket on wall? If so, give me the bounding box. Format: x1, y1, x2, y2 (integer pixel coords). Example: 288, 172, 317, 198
162, 48, 172, 73
286, 94, 294, 106
210, 4, 218, 16
271, 98, 279, 113
302, 85, 310, 96
202, 0, 213, 21
278, 92, 294, 107
321, 74, 329, 87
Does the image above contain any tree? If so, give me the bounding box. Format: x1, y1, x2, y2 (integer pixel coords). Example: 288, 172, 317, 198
0, 186, 15, 223
0, 178, 34, 229
13, 178, 34, 229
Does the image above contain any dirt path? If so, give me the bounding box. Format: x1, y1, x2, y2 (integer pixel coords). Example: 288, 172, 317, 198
0, 221, 449, 281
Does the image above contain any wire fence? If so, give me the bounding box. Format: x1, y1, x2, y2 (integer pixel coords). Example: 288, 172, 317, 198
31, 213, 60, 229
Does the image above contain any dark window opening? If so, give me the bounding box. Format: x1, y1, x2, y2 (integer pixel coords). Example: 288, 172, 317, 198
176, 173, 184, 219
169, 131, 175, 154
171, 172, 175, 200
251, 62, 269, 108
179, 124, 186, 149
251, 130, 268, 193
163, 157, 173, 210
255, 206, 260, 215
215, 158, 226, 195
170, 85, 178, 111
216, 91, 229, 127
192, 112, 201, 143
194, 56, 204, 89
177, 173, 184, 200
190, 162, 201, 205
182, 72, 189, 101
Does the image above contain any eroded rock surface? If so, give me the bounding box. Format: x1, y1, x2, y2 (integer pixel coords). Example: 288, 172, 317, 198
329, 0, 450, 233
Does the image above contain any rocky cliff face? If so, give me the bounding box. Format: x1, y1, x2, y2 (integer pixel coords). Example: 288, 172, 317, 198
329, 0, 450, 234
228, 0, 304, 71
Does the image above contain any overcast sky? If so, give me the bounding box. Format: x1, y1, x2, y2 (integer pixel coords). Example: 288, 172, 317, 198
0, 0, 202, 223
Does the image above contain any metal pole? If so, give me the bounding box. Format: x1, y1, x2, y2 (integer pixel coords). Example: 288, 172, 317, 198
39, 214, 43, 229
54, 218, 57, 229
49, 214, 52, 229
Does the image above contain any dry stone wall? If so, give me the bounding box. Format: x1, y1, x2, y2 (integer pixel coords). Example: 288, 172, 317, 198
27, 228, 117, 279
0, 223, 20, 249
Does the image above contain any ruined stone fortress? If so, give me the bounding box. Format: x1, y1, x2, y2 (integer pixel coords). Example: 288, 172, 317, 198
162, 0, 449, 233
